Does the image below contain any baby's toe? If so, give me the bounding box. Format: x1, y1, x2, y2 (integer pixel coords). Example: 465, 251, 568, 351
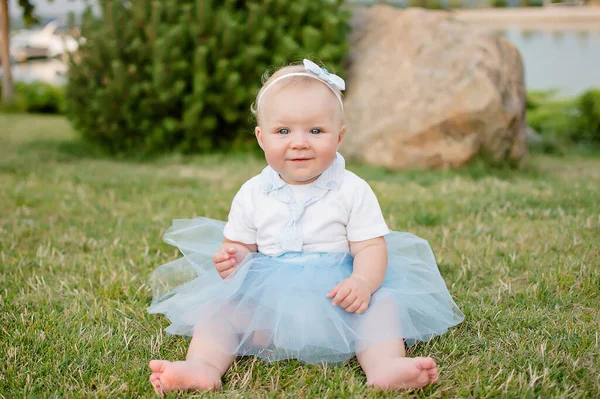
149, 359, 169, 373
416, 357, 437, 370
427, 367, 439, 383
150, 374, 164, 397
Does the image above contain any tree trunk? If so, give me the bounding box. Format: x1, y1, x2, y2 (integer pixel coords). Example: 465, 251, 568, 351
1, 0, 15, 106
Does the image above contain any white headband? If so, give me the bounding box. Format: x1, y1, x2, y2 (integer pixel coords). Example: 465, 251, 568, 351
256, 59, 346, 111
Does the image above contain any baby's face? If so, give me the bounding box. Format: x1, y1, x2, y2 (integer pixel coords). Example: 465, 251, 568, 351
255, 82, 345, 185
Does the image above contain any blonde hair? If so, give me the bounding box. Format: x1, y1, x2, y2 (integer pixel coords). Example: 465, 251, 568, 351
250, 63, 344, 123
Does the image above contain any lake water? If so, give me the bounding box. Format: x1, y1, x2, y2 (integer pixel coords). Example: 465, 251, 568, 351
6, 29, 600, 97
500, 28, 600, 96
10, 59, 68, 86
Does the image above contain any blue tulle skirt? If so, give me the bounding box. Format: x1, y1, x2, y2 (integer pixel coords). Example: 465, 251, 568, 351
148, 218, 464, 364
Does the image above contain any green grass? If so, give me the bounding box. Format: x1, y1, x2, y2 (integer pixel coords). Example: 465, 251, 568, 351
1, 113, 599, 398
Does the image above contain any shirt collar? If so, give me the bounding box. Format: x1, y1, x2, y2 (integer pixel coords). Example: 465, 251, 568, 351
260, 152, 345, 193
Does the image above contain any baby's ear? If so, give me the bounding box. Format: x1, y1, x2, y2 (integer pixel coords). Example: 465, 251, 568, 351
337, 125, 346, 148
255, 126, 264, 150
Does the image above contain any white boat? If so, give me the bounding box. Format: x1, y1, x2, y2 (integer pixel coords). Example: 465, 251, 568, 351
9, 20, 79, 62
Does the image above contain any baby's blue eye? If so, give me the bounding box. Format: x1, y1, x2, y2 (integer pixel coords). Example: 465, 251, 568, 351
278, 129, 290, 135
310, 128, 321, 135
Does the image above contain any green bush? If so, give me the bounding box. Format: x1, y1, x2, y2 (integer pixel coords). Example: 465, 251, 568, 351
0, 81, 66, 114
425, 0, 445, 9
447, 0, 464, 9
527, 89, 600, 146
407, 0, 445, 9
574, 89, 600, 143
65, 0, 351, 155
15, 82, 66, 114
524, 0, 545, 7
527, 90, 577, 141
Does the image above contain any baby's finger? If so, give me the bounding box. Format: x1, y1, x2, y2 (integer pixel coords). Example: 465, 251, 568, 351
214, 257, 233, 270
339, 292, 357, 309
355, 302, 369, 314
345, 298, 363, 313
220, 265, 237, 279
326, 284, 339, 299
212, 252, 229, 263
215, 259, 236, 272
226, 247, 237, 255
332, 287, 351, 306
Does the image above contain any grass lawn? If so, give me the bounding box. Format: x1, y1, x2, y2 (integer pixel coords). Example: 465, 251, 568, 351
1, 113, 599, 398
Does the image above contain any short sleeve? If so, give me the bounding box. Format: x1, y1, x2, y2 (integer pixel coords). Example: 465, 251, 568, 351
346, 179, 389, 242
223, 183, 257, 244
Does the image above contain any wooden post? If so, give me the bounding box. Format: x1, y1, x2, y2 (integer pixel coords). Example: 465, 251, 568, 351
1, 0, 15, 106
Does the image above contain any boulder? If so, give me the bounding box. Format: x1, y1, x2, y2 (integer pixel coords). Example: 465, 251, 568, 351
341, 6, 528, 169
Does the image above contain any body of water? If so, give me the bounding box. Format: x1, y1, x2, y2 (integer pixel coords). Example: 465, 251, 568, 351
501, 28, 600, 96
4, 29, 599, 97
8, 59, 68, 86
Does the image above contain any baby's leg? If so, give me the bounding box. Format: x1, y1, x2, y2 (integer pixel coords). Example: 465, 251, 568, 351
149, 321, 238, 396
356, 296, 438, 390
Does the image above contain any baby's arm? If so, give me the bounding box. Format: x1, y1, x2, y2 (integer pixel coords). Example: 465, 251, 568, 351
349, 236, 388, 292
327, 236, 388, 314
212, 238, 257, 279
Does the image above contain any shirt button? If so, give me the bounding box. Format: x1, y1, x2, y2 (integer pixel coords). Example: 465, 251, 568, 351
326, 181, 337, 189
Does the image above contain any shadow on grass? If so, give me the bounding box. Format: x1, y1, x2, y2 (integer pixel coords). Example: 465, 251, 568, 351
349, 155, 544, 187
456, 156, 543, 181
14, 139, 111, 163
14, 138, 264, 167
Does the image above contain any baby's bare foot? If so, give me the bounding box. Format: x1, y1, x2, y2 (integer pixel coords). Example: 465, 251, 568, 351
366, 357, 438, 390
149, 359, 222, 396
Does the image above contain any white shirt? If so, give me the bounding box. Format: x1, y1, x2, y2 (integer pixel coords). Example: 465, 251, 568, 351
223, 153, 389, 256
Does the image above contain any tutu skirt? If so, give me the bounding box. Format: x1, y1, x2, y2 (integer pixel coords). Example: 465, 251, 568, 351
148, 218, 464, 364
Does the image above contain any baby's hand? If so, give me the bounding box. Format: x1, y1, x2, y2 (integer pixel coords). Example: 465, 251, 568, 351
326, 276, 371, 314
212, 247, 243, 279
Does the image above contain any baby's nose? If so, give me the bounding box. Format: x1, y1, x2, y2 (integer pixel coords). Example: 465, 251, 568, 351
290, 133, 309, 148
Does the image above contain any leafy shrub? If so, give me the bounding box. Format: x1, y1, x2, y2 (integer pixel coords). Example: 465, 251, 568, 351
574, 89, 600, 143
524, 0, 545, 7
407, 0, 446, 9
527, 90, 578, 141
15, 82, 66, 114
447, 0, 464, 9
66, 0, 351, 155
527, 89, 600, 146
0, 81, 65, 114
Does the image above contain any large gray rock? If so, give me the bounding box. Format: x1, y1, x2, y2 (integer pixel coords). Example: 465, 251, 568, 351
341, 6, 527, 169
